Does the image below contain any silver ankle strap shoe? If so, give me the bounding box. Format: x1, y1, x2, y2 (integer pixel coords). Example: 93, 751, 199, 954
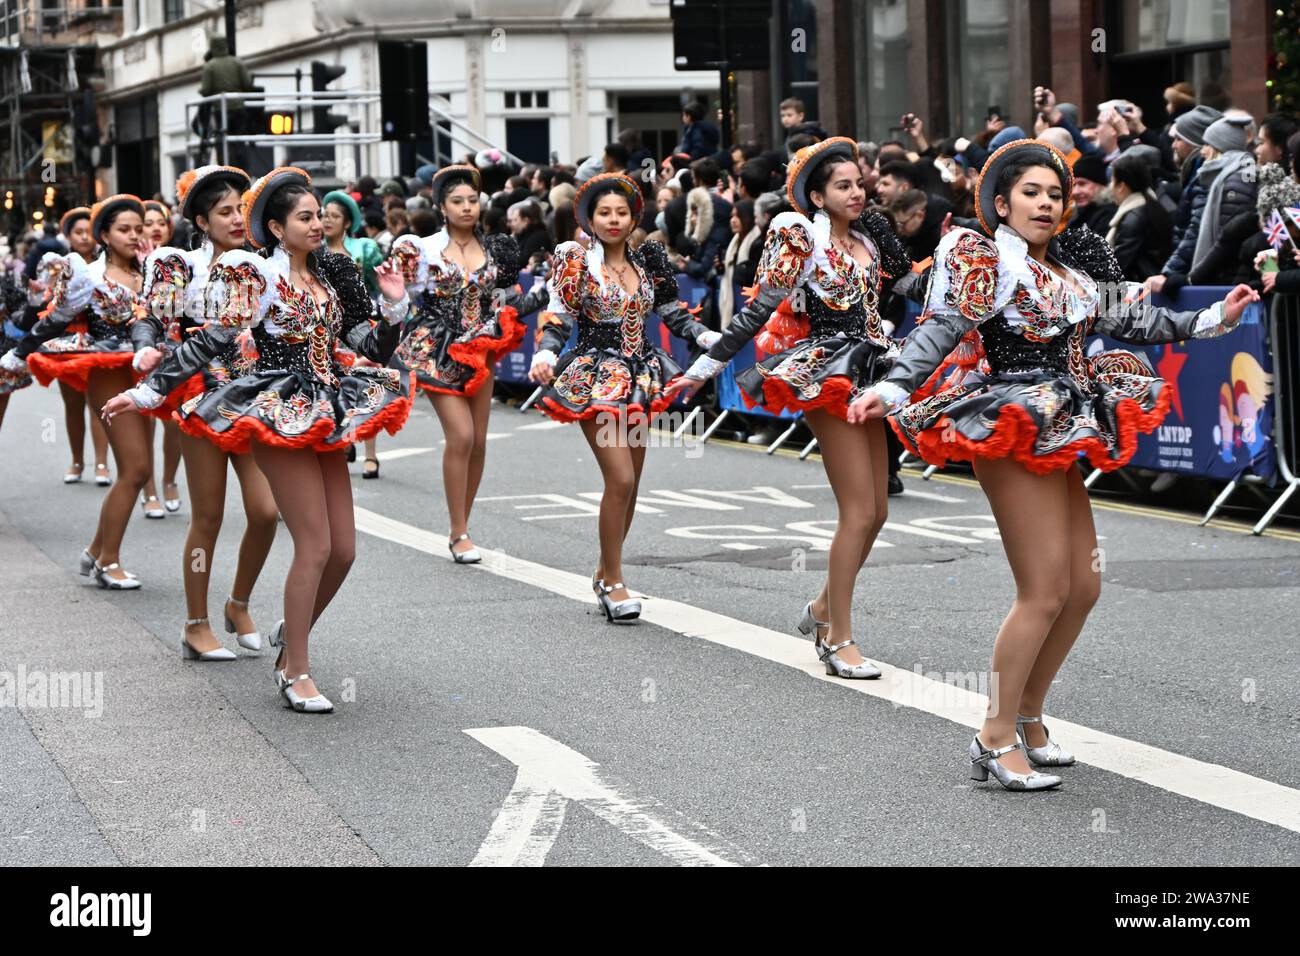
1016, 714, 1076, 767
818, 638, 881, 679
969, 735, 1062, 791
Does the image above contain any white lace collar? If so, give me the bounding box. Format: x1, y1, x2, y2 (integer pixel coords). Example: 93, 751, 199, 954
994, 224, 1097, 328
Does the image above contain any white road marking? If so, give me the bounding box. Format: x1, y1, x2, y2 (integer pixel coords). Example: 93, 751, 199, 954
466, 726, 749, 866
900, 489, 967, 504
375, 446, 435, 462
355, 508, 1300, 836
881, 522, 979, 544
468, 765, 567, 867
516, 420, 569, 431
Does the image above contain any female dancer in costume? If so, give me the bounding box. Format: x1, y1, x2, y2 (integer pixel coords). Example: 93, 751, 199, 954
104, 167, 412, 711
389, 164, 546, 559
126, 166, 280, 659
848, 140, 1256, 790
665, 138, 911, 677
1, 197, 153, 588
529, 172, 720, 622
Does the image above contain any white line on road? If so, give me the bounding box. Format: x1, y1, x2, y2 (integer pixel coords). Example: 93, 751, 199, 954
468, 765, 567, 867
375, 447, 436, 462
465, 726, 748, 866
355, 508, 1300, 836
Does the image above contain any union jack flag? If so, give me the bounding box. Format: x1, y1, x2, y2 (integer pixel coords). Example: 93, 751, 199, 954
1285, 205, 1300, 234
1265, 210, 1288, 250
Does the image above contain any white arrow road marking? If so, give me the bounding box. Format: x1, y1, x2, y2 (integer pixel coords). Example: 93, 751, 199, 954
469, 765, 567, 867
355, 508, 1300, 836
465, 726, 750, 866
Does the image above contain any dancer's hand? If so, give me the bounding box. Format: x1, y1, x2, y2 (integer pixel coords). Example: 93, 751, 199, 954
101, 393, 139, 424
662, 375, 706, 403
134, 346, 163, 373
528, 359, 554, 385
846, 391, 887, 424
376, 259, 405, 302
1221, 284, 1260, 327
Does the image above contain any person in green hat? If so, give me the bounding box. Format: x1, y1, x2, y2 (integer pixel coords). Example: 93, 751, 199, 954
322, 190, 385, 298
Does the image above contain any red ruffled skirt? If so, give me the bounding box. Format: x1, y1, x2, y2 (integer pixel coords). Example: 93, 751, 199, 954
890, 350, 1171, 476
394, 307, 524, 398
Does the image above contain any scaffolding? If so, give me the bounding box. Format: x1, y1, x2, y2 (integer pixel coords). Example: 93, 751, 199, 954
0, 2, 118, 231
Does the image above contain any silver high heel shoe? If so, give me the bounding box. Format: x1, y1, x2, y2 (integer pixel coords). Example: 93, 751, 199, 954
279, 673, 334, 713
223, 596, 262, 651
1016, 714, 1076, 767
596, 581, 641, 623
268, 619, 286, 688
969, 735, 1062, 791
818, 637, 882, 679
79, 548, 96, 577
795, 601, 829, 643
448, 533, 481, 564
93, 562, 141, 590
180, 618, 236, 661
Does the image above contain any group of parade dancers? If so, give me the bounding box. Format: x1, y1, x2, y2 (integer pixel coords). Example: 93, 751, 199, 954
0, 138, 1257, 791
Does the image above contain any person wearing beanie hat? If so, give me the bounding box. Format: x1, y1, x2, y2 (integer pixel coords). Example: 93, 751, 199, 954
1172, 104, 1223, 150
1150, 112, 1256, 291
989, 126, 1027, 151
1189, 115, 1256, 272
1068, 153, 1117, 235
1203, 115, 1251, 155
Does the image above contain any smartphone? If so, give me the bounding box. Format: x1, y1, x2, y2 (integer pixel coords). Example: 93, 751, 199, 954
987, 106, 1003, 121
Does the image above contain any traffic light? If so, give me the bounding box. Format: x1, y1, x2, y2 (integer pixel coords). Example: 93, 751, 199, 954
310, 61, 349, 133
72, 90, 103, 170
268, 112, 294, 135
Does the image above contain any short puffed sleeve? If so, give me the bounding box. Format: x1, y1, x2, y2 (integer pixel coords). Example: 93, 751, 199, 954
922, 227, 1009, 325
547, 240, 588, 316
389, 234, 428, 291
207, 249, 274, 329
755, 212, 816, 291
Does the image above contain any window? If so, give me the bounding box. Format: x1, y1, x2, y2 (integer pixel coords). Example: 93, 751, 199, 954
856, 0, 910, 143
946, 0, 1010, 142
164, 0, 185, 23
504, 90, 549, 111
1118, 0, 1230, 52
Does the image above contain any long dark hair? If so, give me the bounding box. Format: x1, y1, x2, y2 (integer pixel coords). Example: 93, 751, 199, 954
188, 179, 242, 249
262, 183, 321, 274
99, 203, 144, 274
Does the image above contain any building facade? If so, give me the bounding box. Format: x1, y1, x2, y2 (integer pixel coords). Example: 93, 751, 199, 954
742, 0, 1272, 150
100, 0, 718, 202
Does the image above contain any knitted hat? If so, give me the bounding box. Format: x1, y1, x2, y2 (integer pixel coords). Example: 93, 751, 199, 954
1255, 163, 1300, 219
1120, 144, 1164, 172
1203, 115, 1251, 154
1172, 105, 1223, 147
1056, 103, 1080, 127
1072, 154, 1109, 186
989, 126, 1028, 151
1164, 82, 1196, 112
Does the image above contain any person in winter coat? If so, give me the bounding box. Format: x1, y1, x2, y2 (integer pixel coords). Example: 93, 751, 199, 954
1153, 115, 1256, 295
1106, 152, 1172, 282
